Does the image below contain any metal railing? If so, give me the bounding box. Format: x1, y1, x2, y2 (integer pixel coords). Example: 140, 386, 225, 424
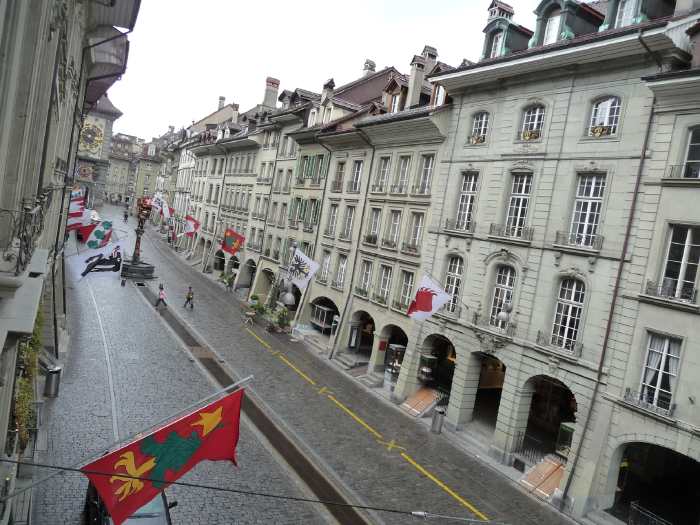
629, 502, 673, 525
401, 241, 421, 256
363, 234, 378, 245
370, 184, 386, 193
346, 181, 361, 193
331, 279, 344, 290
288, 219, 299, 229
555, 230, 604, 251
410, 184, 431, 196
354, 286, 369, 297
303, 222, 315, 233
536, 330, 583, 357
444, 218, 476, 233
373, 292, 389, 305
472, 311, 516, 336
323, 228, 335, 238
512, 431, 547, 465
389, 183, 407, 195
437, 303, 462, 318
339, 230, 352, 241
644, 279, 698, 303
392, 299, 409, 312
489, 223, 534, 241
623, 388, 676, 418
664, 163, 700, 180
1, 195, 48, 275
381, 238, 397, 249
330, 181, 343, 192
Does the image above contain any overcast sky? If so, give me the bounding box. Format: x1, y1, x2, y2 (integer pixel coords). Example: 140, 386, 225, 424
109, 0, 542, 140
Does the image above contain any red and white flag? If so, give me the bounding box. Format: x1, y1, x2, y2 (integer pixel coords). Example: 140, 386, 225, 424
179, 215, 200, 238
407, 274, 452, 321
69, 197, 85, 218
67, 207, 92, 231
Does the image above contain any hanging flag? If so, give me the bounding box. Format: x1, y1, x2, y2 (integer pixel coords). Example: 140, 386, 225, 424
178, 215, 200, 238
81, 247, 122, 277
84, 221, 113, 249
160, 206, 174, 220
407, 274, 453, 321
71, 187, 83, 199
151, 194, 164, 213
67, 207, 92, 231
81, 389, 245, 525
287, 248, 319, 290
69, 197, 85, 217
221, 228, 245, 255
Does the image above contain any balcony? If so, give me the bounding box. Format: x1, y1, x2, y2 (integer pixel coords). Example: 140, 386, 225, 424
256, 177, 272, 185
664, 163, 700, 180
346, 181, 361, 194
370, 184, 386, 194
623, 388, 676, 418
0, 193, 51, 276
330, 181, 343, 193
303, 222, 315, 233
489, 223, 534, 242
373, 292, 389, 305
643, 279, 698, 305
389, 184, 407, 195
339, 230, 352, 241
323, 228, 335, 238
472, 311, 516, 337
363, 233, 378, 246
554, 231, 603, 251
331, 279, 344, 291
536, 330, 583, 358
401, 242, 420, 256
410, 184, 431, 196
288, 219, 299, 229
392, 299, 410, 312
354, 286, 369, 298
381, 238, 397, 249
444, 218, 476, 234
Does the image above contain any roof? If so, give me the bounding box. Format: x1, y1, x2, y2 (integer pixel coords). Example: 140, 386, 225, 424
643, 67, 700, 82
688, 20, 700, 36
92, 95, 122, 118
356, 106, 434, 127
333, 67, 400, 105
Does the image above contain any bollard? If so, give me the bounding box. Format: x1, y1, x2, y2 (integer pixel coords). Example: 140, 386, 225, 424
44, 366, 62, 398
430, 406, 446, 434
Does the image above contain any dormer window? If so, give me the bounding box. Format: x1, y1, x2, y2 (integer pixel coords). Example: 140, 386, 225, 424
434, 86, 446, 107
309, 109, 317, 127
615, 0, 637, 28
543, 8, 561, 45
490, 31, 504, 58
521, 105, 545, 141
390, 94, 400, 113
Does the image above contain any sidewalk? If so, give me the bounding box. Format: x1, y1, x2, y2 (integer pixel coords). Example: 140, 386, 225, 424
140, 216, 572, 525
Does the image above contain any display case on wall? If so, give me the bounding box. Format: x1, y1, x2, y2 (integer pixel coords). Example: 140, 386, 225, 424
418, 354, 438, 383
555, 422, 574, 459
384, 344, 406, 392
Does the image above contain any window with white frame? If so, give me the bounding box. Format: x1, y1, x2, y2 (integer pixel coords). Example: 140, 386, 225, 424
320, 251, 331, 282
455, 171, 478, 230
359, 260, 372, 293
444, 256, 464, 313
341, 206, 355, 239
551, 279, 585, 350
489, 31, 503, 58
505, 172, 532, 237
521, 105, 546, 139
639, 333, 681, 412
569, 174, 605, 247
615, 0, 637, 28
350, 160, 363, 192
408, 212, 424, 247
416, 155, 434, 193
326, 204, 338, 236
683, 127, 700, 178
660, 225, 700, 301
308, 109, 317, 127
489, 266, 516, 328
386, 210, 401, 246
368, 208, 381, 239
335, 255, 347, 286
394, 156, 410, 193
399, 271, 414, 307
589, 97, 621, 136
471, 112, 490, 143
377, 265, 393, 302
279, 203, 287, 225
542, 9, 561, 45
333, 161, 345, 190
390, 94, 400, 113
434, 86, 446, 107
376, 157, 390, 190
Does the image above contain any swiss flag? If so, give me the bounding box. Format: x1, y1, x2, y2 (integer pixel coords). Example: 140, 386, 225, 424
407, 274, 452, 321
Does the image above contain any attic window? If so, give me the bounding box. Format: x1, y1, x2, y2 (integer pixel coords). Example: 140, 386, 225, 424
543, 9, 561, 45
490, 31, 503, 58
615, 0, 637, 28
434, 86, 446, 107
391, 94, 400, 113
309, 110, 317, 127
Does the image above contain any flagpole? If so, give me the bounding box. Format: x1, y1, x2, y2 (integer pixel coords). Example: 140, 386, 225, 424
0, 375, 254, 502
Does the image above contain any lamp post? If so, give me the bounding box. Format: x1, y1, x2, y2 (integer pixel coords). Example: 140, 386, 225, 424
121, 197, 156, 279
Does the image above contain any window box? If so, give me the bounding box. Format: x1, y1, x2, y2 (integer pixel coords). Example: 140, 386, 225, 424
623, 388, 676, 418
339, 231, 351, 241
310, 178, 322, 187
282, 185, 291, 194
643, 279, 698, 304
489, 223, 534, 241
272, 250, 280, 261
468, 134, 486, 145
589, 125, 614, 138
295, 178, 306, 187
316, 275, 328, 285
536, 330, 582, 358
263, 248, 271, 257
521, 130, 541, 141
554, 231, 603, 251
364, 234, 378, 245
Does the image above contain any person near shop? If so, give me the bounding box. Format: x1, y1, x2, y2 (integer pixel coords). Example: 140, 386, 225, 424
183, 287, 194, 309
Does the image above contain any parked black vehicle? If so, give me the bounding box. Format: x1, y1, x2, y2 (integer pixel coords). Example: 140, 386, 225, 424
83, 482, 176, 524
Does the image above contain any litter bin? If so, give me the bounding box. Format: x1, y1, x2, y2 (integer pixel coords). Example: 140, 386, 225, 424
44, 366, 62, 398
431, 406, 446, 434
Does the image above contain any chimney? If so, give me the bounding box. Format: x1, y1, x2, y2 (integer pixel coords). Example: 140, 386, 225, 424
422, 45, 438, 73
263, 77, 280, 108
406, 54, 426, 109
168, 125, 174, 134
218, 96, 225, 110
321, 78, 335, 103
363, 59, 376, 77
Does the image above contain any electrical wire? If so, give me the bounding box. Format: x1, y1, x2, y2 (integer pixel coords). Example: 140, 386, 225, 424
0, 458, 507, 523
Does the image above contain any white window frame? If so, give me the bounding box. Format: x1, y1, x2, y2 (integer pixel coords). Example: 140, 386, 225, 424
387, 210, 402, 244
683, 127, 700, 178
639, 333, 681, 412
326, 204, 338, 236
417, 155, 434, 193
391, 94, 400, 113
490, 31, 503, 58
489, 266, 516, 328
471, 112, 490, 143
369, 208, 382, 236
661, 225, 700, 301
341, 206, 355, 238
359, 260, 372, 292
335, 255, 348, 285
455, 171, 478, 230
521, 105, 546, 136
551, 279, 585, 351
543, 12, 561, 45
589, 97, 621, 136
395, 156, 410, 193
308, 109, 317, 127
378, 265, 393, 301
320, 251, 331, 281
399, 271, 415, 307
434, 86, 446, 107
444, 256, 464, 313
376, 157, 391, 189
408, 212, 424, 246
569, 174, 606, 247
615, 0, 637, 28
505, 172, 532, 237
350, 160, 363, 192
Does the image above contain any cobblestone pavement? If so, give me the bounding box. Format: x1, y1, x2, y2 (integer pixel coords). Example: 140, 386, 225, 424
32, 212, 326, 524
120, 204, 572, 525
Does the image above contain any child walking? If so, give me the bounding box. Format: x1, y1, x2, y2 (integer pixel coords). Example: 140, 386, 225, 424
155, 284, 167, 308
183, 286, 194, 309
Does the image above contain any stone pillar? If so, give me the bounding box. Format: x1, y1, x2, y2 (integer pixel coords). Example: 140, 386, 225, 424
368, 336, 387, 375
446, 352, 482, 431
490, 378, 534, 464
393, 341, 423, 403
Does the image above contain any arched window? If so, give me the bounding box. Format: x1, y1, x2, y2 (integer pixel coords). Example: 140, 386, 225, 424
551, 279, 585, 351
444, 256, 464, 314
589, 96, 621, 136
521, 105, 545, 140
542, 8, 561, 45
470, 112, 490, 144
489, 31, 503, 58
490, 266, 516, 328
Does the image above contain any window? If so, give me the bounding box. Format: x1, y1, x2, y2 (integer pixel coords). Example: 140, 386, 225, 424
615, 0, 637, 28
434, 86, 446, 107
444, 256, 464, 313
505, 173, 532, 237
471, 112, 489, 144
341, 206, 355, 239
333, 161, 345, 191
368, 208, 381, 239
350, 160, 363, 192
589, 97, 621, 136
551, 279, 585, 351
569, 174, 605, 247
416, 155, 434, 193
640, 333, 681, 411
660, 225, 700, 301
455, 171, 478, 230
335, 255, 348, 286
386, 210, 402, 246
394, 156, 410, 193
377, 265, 393, 302
320, 251, 331, 282
391, 94, 400, 113
309, 109, 317, 127
279, 203, 287, 225
408, 212, 424, 247
683, 128, 700, 178
399, 271, 414, 307
542, 9, 561, 45
490, 266, 516, 328
323, 106, 332, 124
359, 261, 372, 293
326, 204, 338, 236
521, 105, 545, 140
375, 157, 390, 190
490, 31, 503, 58
309, 199, 320, 224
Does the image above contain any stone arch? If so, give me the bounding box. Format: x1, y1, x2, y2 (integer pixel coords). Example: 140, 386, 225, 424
346, 310, 376, 358
418, 333, 457, 403
226, 255, 239, 274
308, 296, 340, 336
213, 249, 226, 272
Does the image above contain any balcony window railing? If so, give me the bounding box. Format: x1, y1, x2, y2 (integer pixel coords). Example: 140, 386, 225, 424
346, 181, 361, 193
664, 163, 700, 179
536, 330, 583, 357
489, 223, 534, 241
303, 222, 315, 233
288, 219, 299, 229
437, 303, 462, 318
410, 184, 431, 196
330, 181, 343, 193
644, 279, 698, 304
331, 279, 344, 290
373, 292, 389, 305
295, 177, 306, 187
323, 228, 335, 238
316, 275, 328, 285
310, 177, 322, 187
389, 184, 407, 195
444, 218, 476, 233
339, 230, 351, 241
364, 234, 378, 245
381, 238, 397, 249
555, 231, 603, 250
401, 242, 420, 256
623, 388, 676, 418
392, 299, 410, 312
354, 286, 369, 297
472, 311, 516, 336
370, 184, 386, 193
256, 177, 272, 184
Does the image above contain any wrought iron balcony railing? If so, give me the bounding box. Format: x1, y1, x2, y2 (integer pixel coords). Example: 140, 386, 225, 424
401, 242, 420, 256
644, 279, 698, 304
536, 330, 583, 357
471, 311, 516, 336
1, 192, 52, 276
554, 231, 603, 251
363, 233, 378, 245
664, 163, 700, 179
354, 286, 369, 297
444, 218, 476, 233
623, 388, 676, 418
489, 223, 534, 241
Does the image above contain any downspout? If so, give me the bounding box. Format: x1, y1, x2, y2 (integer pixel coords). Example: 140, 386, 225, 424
327, 128, 376, 360
559, 96, 656, 511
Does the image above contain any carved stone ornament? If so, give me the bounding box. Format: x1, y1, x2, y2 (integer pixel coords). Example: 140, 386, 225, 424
474, 330, 508, 354
548, 357, 560, 374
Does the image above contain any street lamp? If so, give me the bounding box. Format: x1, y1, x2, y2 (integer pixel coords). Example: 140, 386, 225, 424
496, 301, 513, 324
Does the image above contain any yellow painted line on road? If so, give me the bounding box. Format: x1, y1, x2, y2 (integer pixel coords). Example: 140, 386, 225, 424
245, 327, 273, 351
277, 354, 317, 386
400, 452, 489, 521
327, 395, 383, 440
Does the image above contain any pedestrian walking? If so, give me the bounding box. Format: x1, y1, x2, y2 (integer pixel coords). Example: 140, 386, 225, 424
155, 284, 167, 309
183, 286, 194, 309
225, 276, 234, 293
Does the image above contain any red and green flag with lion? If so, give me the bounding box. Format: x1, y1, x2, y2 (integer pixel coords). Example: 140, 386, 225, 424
81, 389, 244, 525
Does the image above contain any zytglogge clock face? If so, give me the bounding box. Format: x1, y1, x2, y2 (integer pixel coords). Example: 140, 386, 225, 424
80, 123, 104, 155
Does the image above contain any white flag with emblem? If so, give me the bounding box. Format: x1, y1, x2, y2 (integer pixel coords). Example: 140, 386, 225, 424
287, 248, 319, 290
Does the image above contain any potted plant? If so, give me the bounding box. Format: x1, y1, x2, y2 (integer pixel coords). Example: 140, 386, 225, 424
276, 307, 290, 331
250, 294, 259, 306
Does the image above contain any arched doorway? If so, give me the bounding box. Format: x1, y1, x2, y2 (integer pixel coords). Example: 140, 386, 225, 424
608, 443, 700, 524
379, 324, 408, 390
239, 259, 256, 296
195, 238, 205, 258
226, 255, 239, 275
213, 250, 226, 272
418, 334, 456, 405
254, 268, 275, 304
471, 353, 506, 435
348, 311, 375, 358
309, 297, 339, 335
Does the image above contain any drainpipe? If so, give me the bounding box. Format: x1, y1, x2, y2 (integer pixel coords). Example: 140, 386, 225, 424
327, 128, 376, 360
559, 96, 656, 511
